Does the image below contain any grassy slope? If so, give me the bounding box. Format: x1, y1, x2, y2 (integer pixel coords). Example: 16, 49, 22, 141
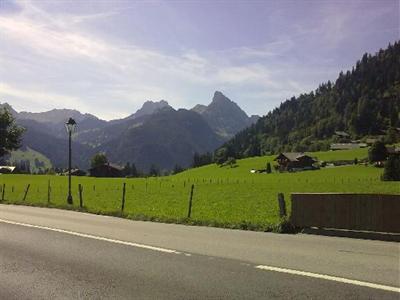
8, 147, 52, 173
174, 148, 369, 179
0, 148, 398, 230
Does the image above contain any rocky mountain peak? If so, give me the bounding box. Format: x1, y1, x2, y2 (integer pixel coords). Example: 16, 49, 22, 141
211, 91, 233, 105
133, 100, 172, 119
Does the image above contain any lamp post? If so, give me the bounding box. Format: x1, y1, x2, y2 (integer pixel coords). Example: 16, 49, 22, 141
65, 118, 76, 205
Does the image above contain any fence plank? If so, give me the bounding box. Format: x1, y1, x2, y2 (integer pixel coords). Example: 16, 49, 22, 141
291, 193, 400, 233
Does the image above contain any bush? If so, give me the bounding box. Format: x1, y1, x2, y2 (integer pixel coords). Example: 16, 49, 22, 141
271, 218, 297, 233
368, 141, 387, 163
266, 162, 272, 174
225, 157, 237, 168
382, 156, 400, 181
91, 153, 108, 168
215, 148, 228, 165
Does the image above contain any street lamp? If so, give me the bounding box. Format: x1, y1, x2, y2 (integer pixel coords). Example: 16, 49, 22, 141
65, 117, 77, 205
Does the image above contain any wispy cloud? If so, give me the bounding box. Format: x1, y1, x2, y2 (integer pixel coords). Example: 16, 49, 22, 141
0, 82, 89, 112
0, 0, 397, 119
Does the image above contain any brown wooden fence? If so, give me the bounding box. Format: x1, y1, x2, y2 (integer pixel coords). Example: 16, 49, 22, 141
291, 193, 400, 233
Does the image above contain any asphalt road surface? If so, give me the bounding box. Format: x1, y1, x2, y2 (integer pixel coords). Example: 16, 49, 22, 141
0, 204, 399, 299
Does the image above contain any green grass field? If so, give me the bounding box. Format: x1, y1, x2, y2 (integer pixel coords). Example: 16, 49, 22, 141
0, 148, 398, 231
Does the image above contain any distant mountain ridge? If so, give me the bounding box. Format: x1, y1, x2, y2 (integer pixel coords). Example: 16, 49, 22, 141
17, 109, 100, 124
1, 91, 258, 171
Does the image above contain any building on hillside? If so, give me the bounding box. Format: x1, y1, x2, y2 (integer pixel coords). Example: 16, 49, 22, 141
0, 166, 16, 174
274, 153, 317, 172
89, 163, 123, 178
71, 169, 87, 176
334, 131, 350, 138
387, 146, 400, 157
330, 143, 367, 151
62, 169, 87, 176
366, 138, 378, 145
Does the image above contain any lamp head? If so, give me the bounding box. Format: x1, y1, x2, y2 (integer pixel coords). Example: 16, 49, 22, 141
65, 117, 77, 133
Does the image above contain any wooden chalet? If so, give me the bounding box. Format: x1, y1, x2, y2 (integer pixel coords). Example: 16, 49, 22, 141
334, 131, 350, 138
330, 143, 367, 151
89, 163, 123, 178
71, 169, 87, 176
61, 168, 87, 176
366, 138, 378, 145
0, 166, 16, 174
387, 146, 400, 157
274, 153, 316, 172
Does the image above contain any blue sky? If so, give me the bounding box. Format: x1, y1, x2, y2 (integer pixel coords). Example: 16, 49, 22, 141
0, 0, 398, 120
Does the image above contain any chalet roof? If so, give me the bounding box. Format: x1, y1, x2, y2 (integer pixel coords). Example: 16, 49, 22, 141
108, 163, 124, 171
275, 152, 314, 162
366, 138, 377, 144
330, 143, 366, 150
0, 166, 16, 172
62, 169, 87, 176
89, 163, 123, 171
334, 131, 350, 137
387, 146, 400, 154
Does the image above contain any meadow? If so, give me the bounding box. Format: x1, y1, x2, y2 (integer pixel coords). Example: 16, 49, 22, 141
1, 148, 398, 231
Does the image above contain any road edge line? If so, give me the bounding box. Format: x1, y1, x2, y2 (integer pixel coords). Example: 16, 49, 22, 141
255, 265, 400, 293
0, 218, 181, 255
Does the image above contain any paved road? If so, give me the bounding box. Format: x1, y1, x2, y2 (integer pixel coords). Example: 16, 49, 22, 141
0, 204, 398, 299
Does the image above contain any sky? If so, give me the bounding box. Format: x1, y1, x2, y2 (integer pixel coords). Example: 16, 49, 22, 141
0, 0, 399, 120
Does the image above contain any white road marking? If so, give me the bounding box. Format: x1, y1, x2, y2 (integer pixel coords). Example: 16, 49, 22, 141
256, 265, 400, 293
1, 216, 398, 293
0, 218, 181, 255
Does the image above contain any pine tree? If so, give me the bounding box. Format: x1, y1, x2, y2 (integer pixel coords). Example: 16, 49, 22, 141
131, 163, 138, 177
123, 162, 132, 177
148, 164, 159, 177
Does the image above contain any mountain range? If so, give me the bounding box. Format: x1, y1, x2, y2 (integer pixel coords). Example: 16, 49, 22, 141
1, 91, 258, 171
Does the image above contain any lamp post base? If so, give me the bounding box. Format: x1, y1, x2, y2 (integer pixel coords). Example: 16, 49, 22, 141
67, 194, 73, 205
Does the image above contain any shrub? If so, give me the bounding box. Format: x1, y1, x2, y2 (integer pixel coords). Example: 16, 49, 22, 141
225, 157, 237, 168
368, 141, 387, 163
382, 156, 400, 181
215, 148, 228, 165
266, 162, 272, 174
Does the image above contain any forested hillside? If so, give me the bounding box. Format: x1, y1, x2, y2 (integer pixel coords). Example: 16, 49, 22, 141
218, 42, 400, 158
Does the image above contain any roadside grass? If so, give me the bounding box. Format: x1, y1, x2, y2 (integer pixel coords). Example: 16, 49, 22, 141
1, 148, 398, 231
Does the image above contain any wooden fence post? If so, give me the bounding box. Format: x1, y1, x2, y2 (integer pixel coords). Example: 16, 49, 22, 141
47, 180, 51, 203
1, 184, 5, 201
121, 183, 126, 213
79, 184, 83, 208
278, 193, 287, 218
23, 184, 30, 201
187, 184, 195, 218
